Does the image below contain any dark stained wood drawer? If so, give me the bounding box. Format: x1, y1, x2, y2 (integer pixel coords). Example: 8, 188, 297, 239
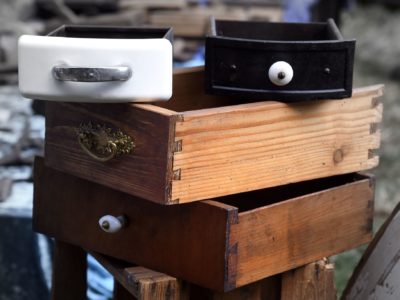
205, 18, 355, 101
44, 67, 383, 205
33, 158, 374, 292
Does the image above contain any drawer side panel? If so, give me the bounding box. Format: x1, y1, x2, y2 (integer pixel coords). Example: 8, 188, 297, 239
172, 85, 382, 203
234, 176, 374, 286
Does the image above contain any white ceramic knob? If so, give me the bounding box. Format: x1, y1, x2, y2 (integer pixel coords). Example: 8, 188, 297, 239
268, 61, 293, 86
99, 215, 126, 233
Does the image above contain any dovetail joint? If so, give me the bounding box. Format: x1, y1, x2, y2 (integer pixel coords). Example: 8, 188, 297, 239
173, 169, 181, 180
173, 140, 182, 153
371, 97, 380, 108
368, 149, 376, 159
370, 123, 379, 134
168, 198, 180, 205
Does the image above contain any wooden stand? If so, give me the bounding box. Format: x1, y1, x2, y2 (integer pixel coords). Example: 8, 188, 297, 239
51, 240, 336, 300
37, 68, 382, 299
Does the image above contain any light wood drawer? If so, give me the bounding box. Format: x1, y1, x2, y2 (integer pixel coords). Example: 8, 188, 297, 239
44, 67, 383, 205
33, 158, 374, 292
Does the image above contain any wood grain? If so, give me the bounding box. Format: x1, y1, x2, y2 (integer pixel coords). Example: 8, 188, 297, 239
281, 259, 336, 300
91, 252, 182, 300
342, 201, 400, 300
93, 251, 280, 300
45, 101, 176, 204
232, 175, 374, 287
51, 240, 87, 300
44, 67, 382, 205
34, 157, 237, 292
171, 83, 383, 203
34, 158, 375, 291
148, 7, 248, 37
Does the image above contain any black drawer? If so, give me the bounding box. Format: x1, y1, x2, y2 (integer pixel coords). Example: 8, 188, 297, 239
205, 18, 355, 101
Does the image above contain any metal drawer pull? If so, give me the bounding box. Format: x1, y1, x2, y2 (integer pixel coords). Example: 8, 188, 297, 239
52, 65, 132, 82
268, 61, 293, 86
77, 123, 134, 162
99, 215, 127, 233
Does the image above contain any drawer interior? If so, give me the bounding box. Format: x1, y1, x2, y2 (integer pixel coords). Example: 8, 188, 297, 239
49, 25, 171, 40
154, 68, 261, 111
215, 173, 370, 213
213, 19, 340, 41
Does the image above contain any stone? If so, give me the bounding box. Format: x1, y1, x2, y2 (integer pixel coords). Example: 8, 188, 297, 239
0, 177, 13, 202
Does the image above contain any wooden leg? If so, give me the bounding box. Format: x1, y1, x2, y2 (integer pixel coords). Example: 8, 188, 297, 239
281, 259, 336, 300
51, 240, 87, 300
114, 281, 135, 300
91, 251, 184, 300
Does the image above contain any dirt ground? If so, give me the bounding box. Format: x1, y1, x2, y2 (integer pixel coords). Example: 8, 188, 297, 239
333, 3, 400, 295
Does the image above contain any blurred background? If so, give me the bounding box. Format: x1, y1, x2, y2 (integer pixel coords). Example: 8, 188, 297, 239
0, 0, 399, 299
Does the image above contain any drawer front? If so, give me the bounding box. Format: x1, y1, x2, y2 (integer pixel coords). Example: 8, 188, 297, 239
205, 38, 355, 100
45, 101, 175, 204
33, 158, 236, 292
34, 158, 374, 291
18, 35, 172, 102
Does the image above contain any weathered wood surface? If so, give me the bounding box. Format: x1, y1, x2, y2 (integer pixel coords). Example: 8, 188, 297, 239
148, 5, 282, 37
94, 252, 335, 300
34, 157, 236, 291
91, 252, 183, 300
34, 158, 374, 291
120, 0, 185, 8
232, 173, 374, 287
93, 250, 281, 300
148, 7, 248, 37
45, 67, 383, 205
51, 240, 87, 300
45, 99, 177, 204
342, 202, 400, 300
171, 76, 383, 203
281, 259, 336, 300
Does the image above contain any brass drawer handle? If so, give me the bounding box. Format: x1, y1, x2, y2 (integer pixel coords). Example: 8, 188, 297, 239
77, 123, 134, 162
99, 215, 127, 233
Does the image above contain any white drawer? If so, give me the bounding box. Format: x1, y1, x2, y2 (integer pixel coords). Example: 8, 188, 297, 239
18, 26, 173, 103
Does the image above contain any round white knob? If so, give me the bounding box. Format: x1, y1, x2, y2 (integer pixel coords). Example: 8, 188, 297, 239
99, 215, 126, 233
268, 61, 293, 86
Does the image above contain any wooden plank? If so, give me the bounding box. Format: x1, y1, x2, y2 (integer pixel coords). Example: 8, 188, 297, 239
51, 240, 87, 300
91, 252, 182, 300
171, 84, 383, 203
93, 251, 280, 300
33, 157, 237, 292
45, 101, 176, 204
342, 202, 400, 300
281, 259, 336, 300
233, 176, 374, 286
148, 7, 248, 37
246, 6, 283, 22
120, 0, 185, 8
156, 66, 236, 113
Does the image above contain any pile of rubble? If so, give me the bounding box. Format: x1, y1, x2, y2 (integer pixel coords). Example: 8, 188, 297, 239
0, 85, 44, 215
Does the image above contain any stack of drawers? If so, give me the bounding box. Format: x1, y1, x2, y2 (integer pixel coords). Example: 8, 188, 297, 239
33, 66, 383, 296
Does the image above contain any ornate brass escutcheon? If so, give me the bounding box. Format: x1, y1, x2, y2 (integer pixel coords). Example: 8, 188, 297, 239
77, 123, 134, 162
